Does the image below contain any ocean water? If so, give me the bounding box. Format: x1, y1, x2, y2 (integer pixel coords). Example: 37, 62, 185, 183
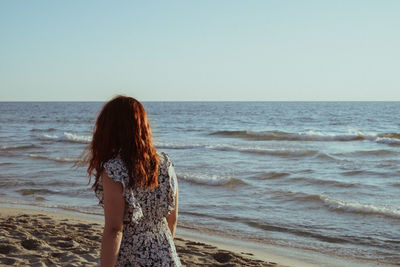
0, 101, 399, 265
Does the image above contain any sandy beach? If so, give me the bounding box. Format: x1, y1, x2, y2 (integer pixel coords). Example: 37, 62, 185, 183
0, 206, 286, 267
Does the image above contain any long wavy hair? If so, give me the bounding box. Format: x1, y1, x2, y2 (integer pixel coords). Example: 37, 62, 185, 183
87, 95, 160, 189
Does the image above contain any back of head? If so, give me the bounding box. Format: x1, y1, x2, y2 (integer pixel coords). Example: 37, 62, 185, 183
88, 95, 160, 189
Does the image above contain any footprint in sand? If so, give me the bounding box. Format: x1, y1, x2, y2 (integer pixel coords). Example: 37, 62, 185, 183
213, 251, 233, 263
21, 238, 44, 250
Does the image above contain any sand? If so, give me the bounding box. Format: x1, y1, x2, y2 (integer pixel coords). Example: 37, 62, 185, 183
0, 206, 285, 267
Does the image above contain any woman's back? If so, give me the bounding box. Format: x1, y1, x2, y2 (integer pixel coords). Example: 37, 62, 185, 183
95, 152, 181, 266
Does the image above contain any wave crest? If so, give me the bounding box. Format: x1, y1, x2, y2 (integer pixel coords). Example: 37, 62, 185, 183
178, 173, 248, 188
210, 130, 400, 146
155, 142, 318, 158
42, 132, 91, 144
1, 144, 39, 151
156, 143, 204, 150
29, 154, 79, 163
210, 144, 317, 158
321, 196, 400, 219
289, 192, 400, 219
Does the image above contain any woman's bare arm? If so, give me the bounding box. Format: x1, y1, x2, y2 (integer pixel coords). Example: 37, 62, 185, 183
100, 172, 125, 267
166, 190, 178, 238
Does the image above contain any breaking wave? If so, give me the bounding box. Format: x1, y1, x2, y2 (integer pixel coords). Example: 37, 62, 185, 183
178, 173, 248, 188
1, 144, 39, 151
209, 144, 318, 158
155, 142, 318, 158
210, 130, 400, 145
288, 192, 400, 219
29, 154, 79, 163
156, 143, 204, 150
42, 132, 91, 144
321, 196, 400, 220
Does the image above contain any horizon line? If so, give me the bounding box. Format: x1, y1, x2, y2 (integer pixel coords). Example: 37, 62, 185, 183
1, 100, 400, 103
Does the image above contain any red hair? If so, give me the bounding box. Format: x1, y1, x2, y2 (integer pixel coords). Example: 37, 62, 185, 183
87, 95, 160, 189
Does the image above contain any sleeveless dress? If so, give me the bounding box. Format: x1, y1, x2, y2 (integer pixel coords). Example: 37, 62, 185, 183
95, 152, 181, 267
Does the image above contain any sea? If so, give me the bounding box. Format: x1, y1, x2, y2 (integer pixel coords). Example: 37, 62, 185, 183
0, 101, 399, 265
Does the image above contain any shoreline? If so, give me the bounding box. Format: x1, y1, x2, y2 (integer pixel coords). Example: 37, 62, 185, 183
0, 205, 286, 267
0, 204, 393, 267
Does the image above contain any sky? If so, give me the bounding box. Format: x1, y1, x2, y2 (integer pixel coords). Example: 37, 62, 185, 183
0, 0, 399, 101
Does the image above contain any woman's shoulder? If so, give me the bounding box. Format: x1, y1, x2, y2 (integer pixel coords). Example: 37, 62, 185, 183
158, 152, 175, 176
159, 152, 173, 166
158, 152, 177, 181
103, 157, 129, 183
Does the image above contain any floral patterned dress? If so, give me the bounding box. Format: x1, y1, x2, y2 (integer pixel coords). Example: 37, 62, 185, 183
95, 152, 181, 267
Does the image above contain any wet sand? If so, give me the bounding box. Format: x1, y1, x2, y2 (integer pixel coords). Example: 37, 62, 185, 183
0, 207, 285, 267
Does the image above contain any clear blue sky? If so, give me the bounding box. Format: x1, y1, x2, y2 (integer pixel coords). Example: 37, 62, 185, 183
1, 0, 399, 101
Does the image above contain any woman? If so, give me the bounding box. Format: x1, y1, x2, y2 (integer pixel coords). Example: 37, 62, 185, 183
87, 96, 181, 267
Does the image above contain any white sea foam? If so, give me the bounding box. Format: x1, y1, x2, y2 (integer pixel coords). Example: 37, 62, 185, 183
42, 132, 91, 143
43, 134, 59, 139
155, 143, 204, 149
301, 130, 377, 141
1, 144, 37, 150
178, 173, 247, 187
29, 153, 78, 163
287, 191, 400, 219
210, 129, 384, 142
63, 132, 92, 143
209, 144, 317, 157
156, 142, 318, 157
320, 196, 400, 219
